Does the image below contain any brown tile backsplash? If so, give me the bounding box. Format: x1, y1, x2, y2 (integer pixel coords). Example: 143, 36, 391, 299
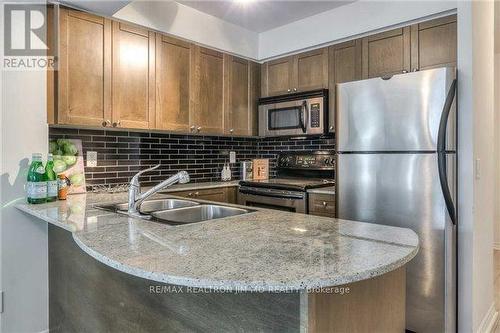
49, 127, 334, 189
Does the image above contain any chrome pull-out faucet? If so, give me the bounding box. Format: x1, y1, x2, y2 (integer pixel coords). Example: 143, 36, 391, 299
128, 164, 190, 217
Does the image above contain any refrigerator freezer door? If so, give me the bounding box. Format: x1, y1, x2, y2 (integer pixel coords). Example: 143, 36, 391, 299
336, 153, 456, 333
336, 67, 456, 152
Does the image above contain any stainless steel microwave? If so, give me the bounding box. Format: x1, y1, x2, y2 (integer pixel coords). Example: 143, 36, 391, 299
258, 89, 328, 137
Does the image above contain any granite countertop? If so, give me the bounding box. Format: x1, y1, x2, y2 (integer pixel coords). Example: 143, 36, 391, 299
307, 186, 335, 195
16, 192, 418, 291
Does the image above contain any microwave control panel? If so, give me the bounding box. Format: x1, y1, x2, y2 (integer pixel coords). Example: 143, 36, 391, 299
310, 103, 321, 127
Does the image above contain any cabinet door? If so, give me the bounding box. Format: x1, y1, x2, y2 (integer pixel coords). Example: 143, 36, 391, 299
328, 40, 362, 133
411, 15, 457, 71
293, 48, 328, 92
308, 193, 336, 217
224, 56, 260, 136
155, 35, 192, 131
261, 56, 294, 96
169, 188, 228, 203
58, 8, 111, 126
112, 22, 155, 129
361, 27, 411, 79
249, 62, 261, 136
192, 46, 224, 134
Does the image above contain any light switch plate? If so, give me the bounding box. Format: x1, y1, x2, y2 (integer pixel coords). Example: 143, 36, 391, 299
87, 151, 97, 167
229, 151, 236, 163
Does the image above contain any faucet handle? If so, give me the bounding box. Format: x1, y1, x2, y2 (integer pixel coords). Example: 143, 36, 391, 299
130, 164, 161, 187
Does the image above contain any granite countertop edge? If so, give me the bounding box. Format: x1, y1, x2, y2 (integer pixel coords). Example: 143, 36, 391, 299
16, 191, 419, 291
72, 233, 418, 291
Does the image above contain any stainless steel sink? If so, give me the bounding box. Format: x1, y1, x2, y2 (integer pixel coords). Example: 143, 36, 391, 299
95, 198, 199, 213
151, 204, 253, 224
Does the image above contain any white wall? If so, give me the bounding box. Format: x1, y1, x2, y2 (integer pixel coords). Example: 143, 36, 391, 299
494, 1, 500, 251
113, 1, 458, 62
258, 1, 457, 60
114, 0, 260, 60
0, 3, 49, 332
457, 1, 496, 332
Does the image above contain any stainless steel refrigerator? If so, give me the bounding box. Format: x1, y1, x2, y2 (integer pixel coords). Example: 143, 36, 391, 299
336, 67, 457, 333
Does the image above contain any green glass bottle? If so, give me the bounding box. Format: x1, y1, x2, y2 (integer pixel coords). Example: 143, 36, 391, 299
46, 153, 57, 202
27, 153, 47, 204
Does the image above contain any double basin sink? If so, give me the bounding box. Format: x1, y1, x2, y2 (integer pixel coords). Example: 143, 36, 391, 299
95, 198, 254, 225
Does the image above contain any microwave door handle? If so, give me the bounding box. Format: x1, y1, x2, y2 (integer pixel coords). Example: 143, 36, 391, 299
301, 101, 307, 133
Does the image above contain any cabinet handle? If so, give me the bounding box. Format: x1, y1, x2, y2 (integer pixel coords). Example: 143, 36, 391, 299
187, 192, 193, 197
293, 88, 297, 92
329, 126, 334, 131
412, 68, 419, 72
112, 121, 120, 128
230, 129, 234, 134
194, 192, 199, 196
322, 201, 328, 207
190, 126, 196, 132
402, 70, 408, 74
287, 89, 291, 93
197, 127, 202, 132
102, 120, 111, 127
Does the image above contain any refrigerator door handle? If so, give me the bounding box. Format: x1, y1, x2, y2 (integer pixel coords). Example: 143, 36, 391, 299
437, 79, 457, 225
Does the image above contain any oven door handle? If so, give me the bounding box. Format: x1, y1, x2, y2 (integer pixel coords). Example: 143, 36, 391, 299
300, 100, 308, 133
239, 188, 305, 200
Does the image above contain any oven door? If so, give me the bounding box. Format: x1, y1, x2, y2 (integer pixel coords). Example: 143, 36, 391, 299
237, 186, 306, 213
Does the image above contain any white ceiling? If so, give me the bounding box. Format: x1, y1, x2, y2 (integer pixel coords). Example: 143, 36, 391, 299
60, 1, 132, 16
177, 1, 354, 33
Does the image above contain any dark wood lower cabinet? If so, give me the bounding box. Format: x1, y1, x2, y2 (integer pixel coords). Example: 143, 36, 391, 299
308, 193, 335, 217
167, 186, 237, 204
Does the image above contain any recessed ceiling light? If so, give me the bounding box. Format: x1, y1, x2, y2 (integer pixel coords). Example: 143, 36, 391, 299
233, 0, 255, 5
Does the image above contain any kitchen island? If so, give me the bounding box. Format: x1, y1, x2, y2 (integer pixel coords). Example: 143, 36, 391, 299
17, 191, 418, 333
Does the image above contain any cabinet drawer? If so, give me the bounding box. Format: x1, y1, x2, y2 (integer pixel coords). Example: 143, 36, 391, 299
168, 187, 231, 203
308, 193, 335, 217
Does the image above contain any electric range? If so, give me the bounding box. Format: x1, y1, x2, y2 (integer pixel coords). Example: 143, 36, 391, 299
238, 151, 335, 213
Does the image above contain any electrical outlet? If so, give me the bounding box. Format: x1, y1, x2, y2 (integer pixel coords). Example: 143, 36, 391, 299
229, 151, 236, 163
87, 151, 97, 167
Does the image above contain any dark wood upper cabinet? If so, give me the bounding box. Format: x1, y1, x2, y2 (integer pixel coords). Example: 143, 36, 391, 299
52, 7, 456, 137
155, 35, 192, 132
261, 56, 294, 96
328, 40, 362, 133
57, 8, 111, 126
411, 15, 457, 71
224, 55, 260, 136
295, 48, 329, 92
111, 22, 155, 129
361, 27, 411, 79
191, 46, 225, 134
261, 49, 328, 97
